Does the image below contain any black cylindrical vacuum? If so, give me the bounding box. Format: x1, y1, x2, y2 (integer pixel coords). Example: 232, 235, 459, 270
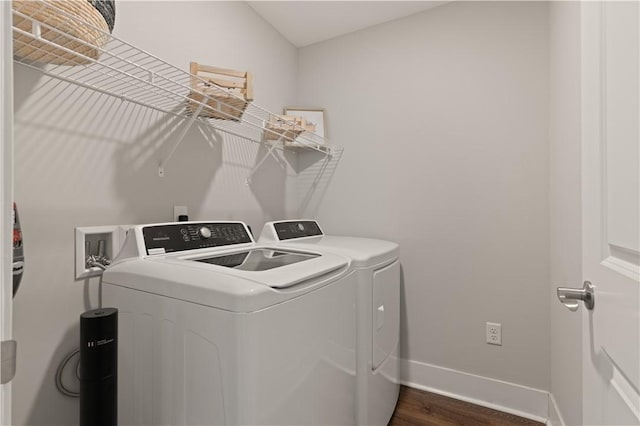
80, 308, 117, 426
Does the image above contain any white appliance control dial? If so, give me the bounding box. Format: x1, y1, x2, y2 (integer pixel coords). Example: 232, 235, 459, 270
199, 227, 212, 239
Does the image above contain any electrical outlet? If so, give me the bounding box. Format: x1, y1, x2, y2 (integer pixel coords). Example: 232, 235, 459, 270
173, 205, 188, 222
486, 322, 502, 346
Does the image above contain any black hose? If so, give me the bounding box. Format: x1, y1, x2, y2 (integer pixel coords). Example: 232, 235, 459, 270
55, 348, 80, 398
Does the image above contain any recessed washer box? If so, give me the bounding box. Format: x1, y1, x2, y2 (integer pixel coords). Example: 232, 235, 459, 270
75, 226, 129, 279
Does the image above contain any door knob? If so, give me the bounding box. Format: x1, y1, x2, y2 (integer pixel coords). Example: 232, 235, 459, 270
557, 281, 595, 311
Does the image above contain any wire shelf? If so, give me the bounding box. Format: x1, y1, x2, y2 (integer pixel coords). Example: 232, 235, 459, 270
11, 0, 337, 177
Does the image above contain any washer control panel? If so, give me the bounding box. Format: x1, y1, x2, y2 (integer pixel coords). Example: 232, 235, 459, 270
142, 222, 252, 254
273, 221, 323, 240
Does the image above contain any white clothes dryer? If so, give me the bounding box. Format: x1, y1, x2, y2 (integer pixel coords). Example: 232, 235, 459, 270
259, 220, 400, 426
102, 221, 357, 426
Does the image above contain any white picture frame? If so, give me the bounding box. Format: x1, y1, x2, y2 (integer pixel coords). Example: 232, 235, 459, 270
283, 107, 326, 143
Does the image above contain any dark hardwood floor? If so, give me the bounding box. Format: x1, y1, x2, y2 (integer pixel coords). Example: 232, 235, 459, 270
388, 386, 544, 426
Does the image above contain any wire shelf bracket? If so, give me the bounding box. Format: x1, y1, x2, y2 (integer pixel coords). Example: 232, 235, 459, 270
246, 133, 287, 186
158, 97, 207, 177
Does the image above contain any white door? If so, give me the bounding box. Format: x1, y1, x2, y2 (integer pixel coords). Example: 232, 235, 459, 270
581, 2, 640, 424
0, 2, 14, 425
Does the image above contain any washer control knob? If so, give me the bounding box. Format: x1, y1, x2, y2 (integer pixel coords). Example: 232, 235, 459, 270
199, 226, 212, 239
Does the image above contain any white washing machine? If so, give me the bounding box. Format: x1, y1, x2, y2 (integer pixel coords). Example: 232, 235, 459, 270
102, 221, 357, 426
259, 220, 400, 426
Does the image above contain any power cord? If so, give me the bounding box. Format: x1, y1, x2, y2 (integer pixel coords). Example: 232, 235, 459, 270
57, 258, 109, 397
55, 348, 80, 398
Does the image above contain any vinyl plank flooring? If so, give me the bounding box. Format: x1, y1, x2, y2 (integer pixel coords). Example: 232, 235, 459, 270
388, 386, 544, 426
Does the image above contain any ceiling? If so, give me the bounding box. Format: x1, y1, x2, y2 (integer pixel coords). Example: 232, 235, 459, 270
247, 1, 448, 48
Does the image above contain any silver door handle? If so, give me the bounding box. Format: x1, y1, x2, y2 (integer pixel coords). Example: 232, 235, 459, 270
557, 281, 595, 311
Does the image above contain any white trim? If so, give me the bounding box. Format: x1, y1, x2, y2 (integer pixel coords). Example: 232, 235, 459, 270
400, 358, 549, 423
547, 393, 566, 426
608, 354, 640, 423
0, 1, 14, 424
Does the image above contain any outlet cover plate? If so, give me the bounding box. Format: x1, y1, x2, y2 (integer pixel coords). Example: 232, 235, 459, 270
486, 322, 502, 346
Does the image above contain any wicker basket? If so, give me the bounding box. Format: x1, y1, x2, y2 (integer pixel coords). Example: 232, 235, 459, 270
265, 115, 316, 141
186, 62, 253, 121
12, 0, 111, 66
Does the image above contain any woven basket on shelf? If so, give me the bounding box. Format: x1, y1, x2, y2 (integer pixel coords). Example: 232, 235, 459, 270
88, 0, 115, 32
12, 0, 112, 66
186, 62, 253, 122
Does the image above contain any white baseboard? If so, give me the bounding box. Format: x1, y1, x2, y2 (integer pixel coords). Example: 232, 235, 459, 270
546, 393, 565, 426
400, 358, 549, 423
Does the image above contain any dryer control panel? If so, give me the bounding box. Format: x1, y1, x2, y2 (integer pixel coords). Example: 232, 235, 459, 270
143, 222, 252, 254
272, 221, 323, 240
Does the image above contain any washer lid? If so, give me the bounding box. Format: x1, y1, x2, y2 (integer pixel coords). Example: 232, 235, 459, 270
194, 248, 319, 271
165, 246, 346, 289
103, 248, 350, 312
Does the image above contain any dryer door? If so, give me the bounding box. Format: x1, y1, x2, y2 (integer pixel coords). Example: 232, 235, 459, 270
372, 260, 400, 369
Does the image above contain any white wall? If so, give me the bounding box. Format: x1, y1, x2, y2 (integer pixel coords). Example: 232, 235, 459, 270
10, 1, 582, 423
548, 2, 583, 425
297, 1, 551, 392
11, 2, 297, 424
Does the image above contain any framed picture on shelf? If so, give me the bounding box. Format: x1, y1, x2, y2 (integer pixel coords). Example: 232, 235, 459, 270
283, 107, 326, 142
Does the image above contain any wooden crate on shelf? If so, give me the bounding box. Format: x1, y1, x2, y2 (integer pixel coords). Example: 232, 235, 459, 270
264, 115, 316, 142
186, 62, 253, 121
